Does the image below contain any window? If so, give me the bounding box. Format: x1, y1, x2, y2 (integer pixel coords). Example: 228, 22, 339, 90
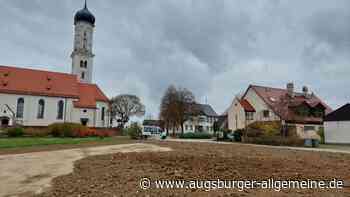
83, 32, 87, 49
246, 112, 254, 121
57, 100, 64, 120
304, 126, 315, 132
80, 60, 84, 68
84, 61, 87, 68
16, 98, 24, 118
101, 107, 105, 121
81, 72, 85, 79
37, 99, 45, 119
263, 110, 270, 118
185, 125, 188, 130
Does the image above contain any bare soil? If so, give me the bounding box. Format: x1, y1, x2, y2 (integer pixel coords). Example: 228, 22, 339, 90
0, 143, 170, 197
36, 141, 350, 197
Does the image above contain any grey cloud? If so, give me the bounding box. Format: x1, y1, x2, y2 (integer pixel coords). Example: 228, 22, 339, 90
0, 0, 349, 116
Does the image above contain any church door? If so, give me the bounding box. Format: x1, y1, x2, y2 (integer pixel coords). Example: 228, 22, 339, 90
0, 117, 10, 128
80, 118, 89, 126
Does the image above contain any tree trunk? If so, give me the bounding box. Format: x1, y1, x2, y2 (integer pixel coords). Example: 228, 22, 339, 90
181, 122, 184, 135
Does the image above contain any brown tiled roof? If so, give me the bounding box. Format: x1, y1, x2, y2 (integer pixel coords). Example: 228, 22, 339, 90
243, 84, 332, 124
239, 99, 255, 112
0, 65, 109, 108
73, 83, 109, 109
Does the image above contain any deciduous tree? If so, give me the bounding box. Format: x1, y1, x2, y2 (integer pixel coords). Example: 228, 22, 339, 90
110, 94, 145, 128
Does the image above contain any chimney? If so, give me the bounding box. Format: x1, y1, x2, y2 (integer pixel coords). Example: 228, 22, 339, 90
302, 86, 308, 96
302, 86, 312, 99
287, 82, 294, 98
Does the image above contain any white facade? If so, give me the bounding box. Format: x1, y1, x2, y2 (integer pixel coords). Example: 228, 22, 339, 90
228, 88, 280, 131
0, 93, 109, 128
169, 115, 217, 134
71, 21, 94, 83
325, 121, 350, 144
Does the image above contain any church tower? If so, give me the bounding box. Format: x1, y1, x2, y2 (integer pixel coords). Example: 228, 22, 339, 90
71, 0, 95, 83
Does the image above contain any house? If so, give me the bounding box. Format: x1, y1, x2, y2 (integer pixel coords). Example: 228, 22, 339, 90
170, 103, 218, 134
227, 83, 332, 134
324, 104, 350, 144
0, 2, 110, 128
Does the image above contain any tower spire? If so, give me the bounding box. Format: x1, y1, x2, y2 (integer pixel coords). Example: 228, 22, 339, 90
84, 0, 87, 9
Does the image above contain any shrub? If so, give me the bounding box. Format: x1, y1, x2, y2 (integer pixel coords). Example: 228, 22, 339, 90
317, 127, 325, 144
6, 127, 24, 137
48, 123, 87, 138
179, 132, 212, 139
247, 121, 281, 137
245, 136, 304, 147
126, 123, 142, 139
233, 129, 244, 142
24, 128, 50, 137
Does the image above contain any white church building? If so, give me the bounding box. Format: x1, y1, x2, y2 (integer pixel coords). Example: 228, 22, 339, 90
0, 2, 110, 128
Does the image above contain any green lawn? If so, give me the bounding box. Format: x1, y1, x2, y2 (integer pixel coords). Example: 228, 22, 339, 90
0, 137, 116, 149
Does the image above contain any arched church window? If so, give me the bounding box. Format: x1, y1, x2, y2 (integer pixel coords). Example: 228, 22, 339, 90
101, 107, 105, 121
16, 98, 24, 118
37, 99, 45, 119
80, 60, 84, 68
81, 72, 85, 79
84, 61, 88, 68
57, 100, 64, 120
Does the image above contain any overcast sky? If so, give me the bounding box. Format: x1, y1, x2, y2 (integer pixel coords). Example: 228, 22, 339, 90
1, 0, 349, 117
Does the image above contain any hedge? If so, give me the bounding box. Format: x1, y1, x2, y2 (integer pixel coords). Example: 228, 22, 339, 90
245, 136, 304, 147
179, 132, 212, 139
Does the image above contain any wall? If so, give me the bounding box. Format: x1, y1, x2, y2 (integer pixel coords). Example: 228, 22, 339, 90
0, 93, 76, 126
325, 121, 350, 144
227, 88, 280, 131
227, 98, 246, 131
244, 88, 280, 121
71, 21, 94, 83
0, 93, 109, 128
168, 115, 217, 134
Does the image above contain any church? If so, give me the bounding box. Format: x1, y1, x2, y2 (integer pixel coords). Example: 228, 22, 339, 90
0, 2, 110, 128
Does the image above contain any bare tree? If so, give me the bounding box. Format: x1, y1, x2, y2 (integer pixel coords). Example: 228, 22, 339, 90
159, 85, 195, 135
176, 88, 195, 134
160, 85, 178, 135
110, 94, 145, 128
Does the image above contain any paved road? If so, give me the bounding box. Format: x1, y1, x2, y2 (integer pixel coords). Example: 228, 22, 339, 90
0, 143, 171, 197
165, 138, 350, 154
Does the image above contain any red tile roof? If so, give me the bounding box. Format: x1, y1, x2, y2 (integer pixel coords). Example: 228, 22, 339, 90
243, 84, 333, 124
0, 65, 79, 98
239, 99, 255, 112
74, 83, 109, 109
0, 65, 109, 108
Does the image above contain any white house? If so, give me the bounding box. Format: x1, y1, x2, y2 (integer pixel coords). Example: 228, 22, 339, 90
0, 2, 110, 128
227, 83, 332, 134
169, 103, 218, 134
324, 104, 350, 144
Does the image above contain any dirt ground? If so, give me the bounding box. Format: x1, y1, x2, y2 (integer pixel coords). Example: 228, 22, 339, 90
36, 141, 350, 197
0, 143, 171, 197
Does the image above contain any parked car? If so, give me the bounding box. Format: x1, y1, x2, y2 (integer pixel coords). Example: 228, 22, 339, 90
142, 126, 164, 139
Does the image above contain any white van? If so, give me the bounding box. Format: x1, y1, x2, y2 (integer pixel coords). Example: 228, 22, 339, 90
142, 126, 164, 138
